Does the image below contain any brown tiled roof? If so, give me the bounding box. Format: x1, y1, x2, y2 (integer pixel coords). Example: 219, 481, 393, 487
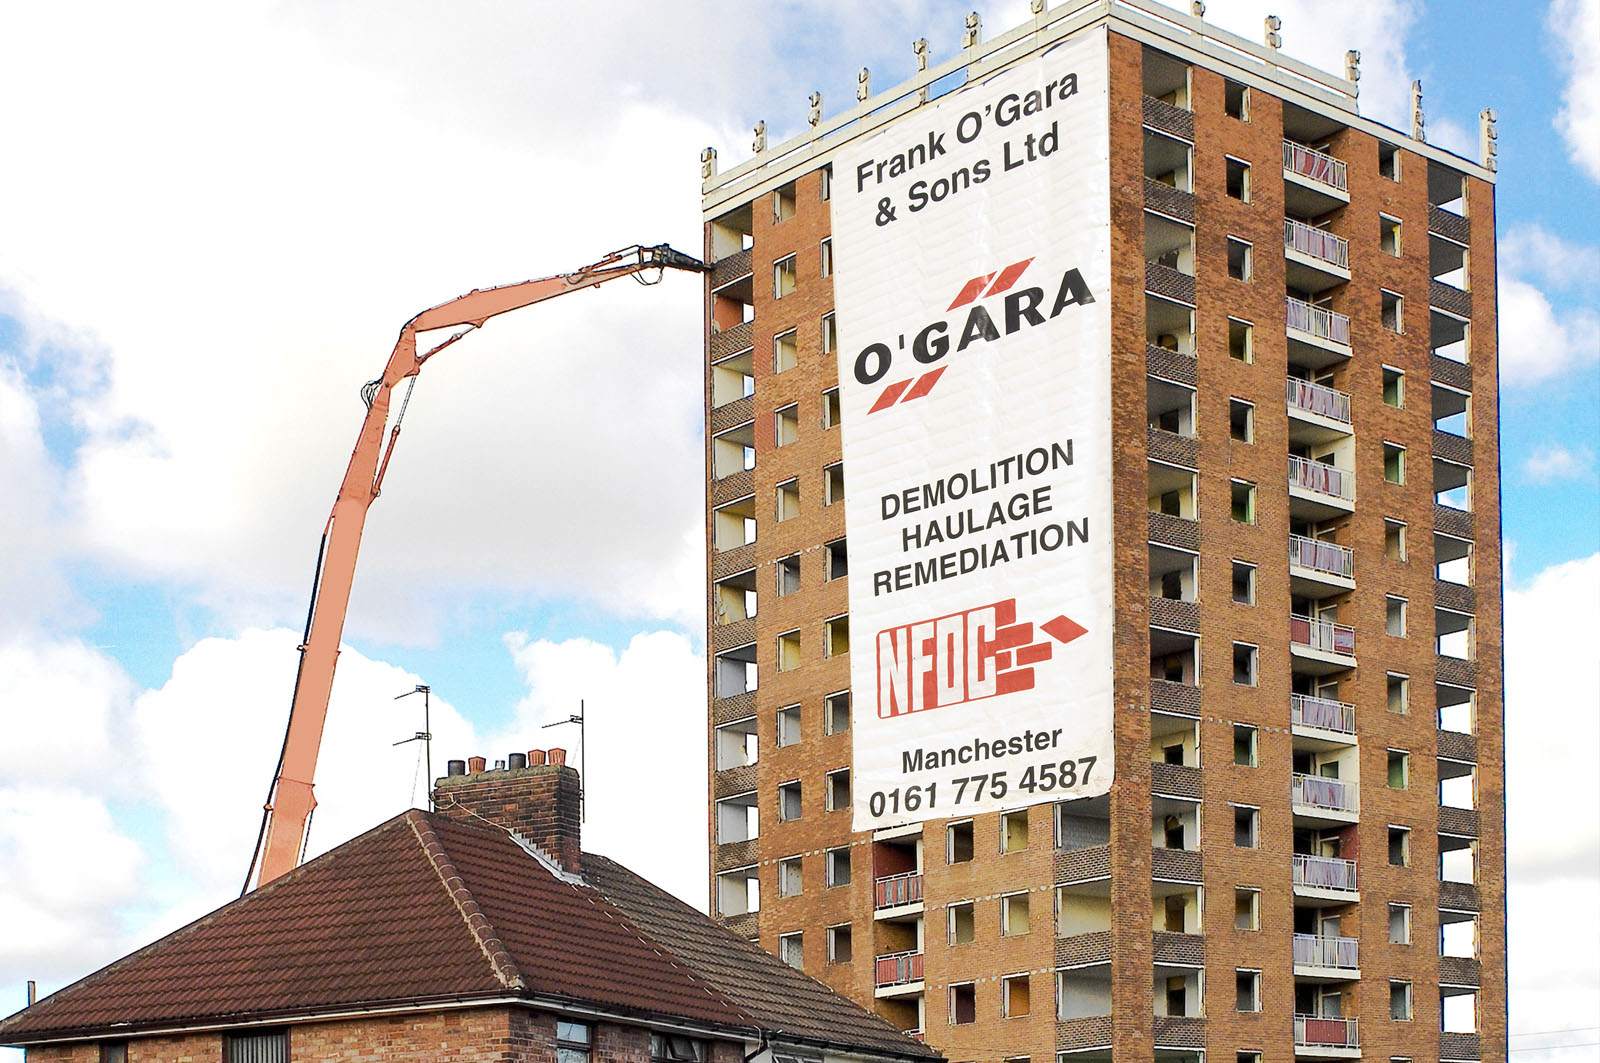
0, 812, 936, 1060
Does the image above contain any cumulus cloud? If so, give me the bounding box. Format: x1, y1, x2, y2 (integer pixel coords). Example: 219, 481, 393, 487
0, 366, 78, 637
1549, 0, 1600, 183
1497, 275, 1600, 388
1522, 443, 1596, 484
1500, 224, 1600, 294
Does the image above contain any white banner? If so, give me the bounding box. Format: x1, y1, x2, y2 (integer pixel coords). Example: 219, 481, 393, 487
832, 28, 1114, 831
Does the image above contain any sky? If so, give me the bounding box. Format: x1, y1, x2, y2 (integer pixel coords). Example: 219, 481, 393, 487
0, 0, 1596, 1059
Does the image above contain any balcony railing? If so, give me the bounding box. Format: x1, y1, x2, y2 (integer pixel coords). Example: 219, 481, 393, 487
1288, 455, 1355, 501
1286, 377, 1352, 424
875, 949, 924, 987
875, 871, 923, 909
1283, 141, 1348, 192
1290, 613, 1356, 656
1293, 933, 1360, 970
1284, 218, 1349, 269
1290, 692, 1356, 734
1289, 535, 1354, 579
1285, 296, 1351, 346
1293, 853, 1359, 892
1295, 1014, 1359, 1048
1292, 773, 1359, 813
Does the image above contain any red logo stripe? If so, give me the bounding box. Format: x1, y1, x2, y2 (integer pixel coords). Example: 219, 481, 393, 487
946, 272, 996, 311
982, 257, 1034, 297
900, 366, 947, 402
869, 378, 913, 413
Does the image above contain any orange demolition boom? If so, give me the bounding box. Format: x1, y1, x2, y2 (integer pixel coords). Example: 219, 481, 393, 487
244, 244, 706, 892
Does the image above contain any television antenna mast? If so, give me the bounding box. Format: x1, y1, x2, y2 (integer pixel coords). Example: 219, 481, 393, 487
393, 684, 434, 811
541, 699, 585, 820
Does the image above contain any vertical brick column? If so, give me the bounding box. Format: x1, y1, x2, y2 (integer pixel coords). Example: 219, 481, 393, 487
433, 763, 582, 872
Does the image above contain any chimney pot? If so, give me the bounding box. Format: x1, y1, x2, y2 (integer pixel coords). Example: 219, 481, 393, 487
548, 747, 567, 765
508, 752, 527, 770
447, 759, 467, 777
468, 756, 486, 774
527, 749, 547, 766
493, 758, 507, 770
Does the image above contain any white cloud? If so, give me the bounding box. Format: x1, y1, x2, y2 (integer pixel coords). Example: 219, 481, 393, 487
1550, 0, 1600, 183
1497, 275, 1600, 388
1523, 442, 1596, 484
1500, 224, 1600, 294
0, 366, 78, 637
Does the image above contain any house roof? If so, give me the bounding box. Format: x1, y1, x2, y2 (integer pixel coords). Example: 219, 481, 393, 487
0, 810, 937, 1060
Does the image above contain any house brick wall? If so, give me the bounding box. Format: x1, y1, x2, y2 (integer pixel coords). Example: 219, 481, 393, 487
434, 764, 584, 871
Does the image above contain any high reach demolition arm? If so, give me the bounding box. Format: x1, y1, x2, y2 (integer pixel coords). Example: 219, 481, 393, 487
244, 244, 706, 893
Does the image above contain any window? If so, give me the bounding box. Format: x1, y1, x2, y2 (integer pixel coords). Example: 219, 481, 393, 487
1233, 643, 1259, 686
778, 855, 803, 897
822, 386, 841, 428
1236, 969, 1262, 1012
1381, 289, 1403, 332
773, 183, 797, 221
1383, 366, 1405, 407
825, 537, 848, 580
774, 404, 799, 447
1387, 673, 1410, 714
826, 768, 851, 811
1238, 1054, 1263, 1063
778, 780, 802, 822
651, 1035, 705, 1062
776, 629, 800, 671
825, 846, 851, 886
1386, 595, 1408, 636
825, 691, 850, 734
1388, 902, 1412, 944
1235, 887, 1261, 930
826, 923, 852, 963
1233, 724, 1259, 765
773, 328, 798, 372
773, 255, 797, 299
779, 931, 804, 969
824, 614, 849, 657
556, 1021, 592, 1063
1230, 398, 1254, 442
1227, 237, 1253, 280
1226, 157, 1251, 201
821, 313, 837, 356
824, 462, 844, 505
1383, 442, 1406, 484
1003, 973, 1032, 1017
1379, 141, 1401, 180
1387, 749, 1411, 789
1231, 479, 1256, 523
1384, 519, 1407, 560
1388, 825, 1411, 866
1380, 214, 1402, 256
776, 553, 801, 597
1228, 318, 1253, 362
1001, 892, 1031, 935
1232, 560, 1256, 604
1001, 809, 1030, 853
1234, 805, 1260, 847
948, 901, 976, 945
776, 478, 800, 521
947, 820, 974, 863
1389, 979, 1413, 1020
1225, 79, 1249, 119
820, 238, 833, 278
775, 705, 800, 745
819, 165, 832, 201
100, 1046, 129, 1063
949, 982, 977, 1025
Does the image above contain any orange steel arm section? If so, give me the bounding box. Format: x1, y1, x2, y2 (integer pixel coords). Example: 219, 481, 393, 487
246, 244, 706, 892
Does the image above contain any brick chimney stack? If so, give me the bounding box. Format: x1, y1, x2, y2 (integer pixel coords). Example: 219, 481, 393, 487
432, 752, 582, 872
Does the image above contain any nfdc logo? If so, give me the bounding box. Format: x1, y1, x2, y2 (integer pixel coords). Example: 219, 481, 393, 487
853, 258, 1095, 413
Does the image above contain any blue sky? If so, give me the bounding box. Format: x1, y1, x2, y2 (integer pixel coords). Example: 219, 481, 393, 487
0, 1, 1596, 1060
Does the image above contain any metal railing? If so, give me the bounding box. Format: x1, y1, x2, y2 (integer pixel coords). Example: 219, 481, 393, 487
1286, 377, 1353, 423
1290, 692, 1356, 734
1295, 1014, 1359, 1048
1285, 296, 1351, 346
1283, 141, 1348, 191
1290, 613, 1356, 656
874, 949, 924, 987
875, 871, 924, 909
1284, 218, 1349, 269
1288, 455, 1355, 501
1292, 932, 1360, 969
1292, 773, 1359, 813
1293, 853, 1359, 892
1289, 535, 1354, 579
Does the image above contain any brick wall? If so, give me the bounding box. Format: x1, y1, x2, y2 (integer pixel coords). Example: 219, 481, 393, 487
433, 764, 583, 872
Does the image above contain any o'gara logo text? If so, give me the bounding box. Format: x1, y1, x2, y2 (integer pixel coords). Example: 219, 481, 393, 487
856, 257, 1094, 414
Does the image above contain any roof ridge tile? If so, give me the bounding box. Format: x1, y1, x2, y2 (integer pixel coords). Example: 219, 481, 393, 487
404, 810, 525, 990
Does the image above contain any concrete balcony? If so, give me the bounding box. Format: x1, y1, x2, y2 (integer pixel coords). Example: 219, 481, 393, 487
1056, 1015, 1113, 1051
1283, 140, 1349, 216
873, 949, 924, 997
1292, 773, 1359, 826
1152, 1014, 1206, 1048
1290, 693, 1356, 746
873, 871, 923, 920
1142, 95, 1193, 140
1439, 879, 1480, 913
1289, 535, 1355, 597
1150, 677, 1200, 718
1286, 296, 1352, 369
1150, 846, 1203, 884
1439, 1031, 1481, 1060
1284, 218, 1350, 292
1295, 1014, 1359, 1058
1292, 932, 1360, 980
1286, 377, 1353, 445
1290, 614, 1356, 674
1288, 456, 1355, 520
1293, 854, 1359, 905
